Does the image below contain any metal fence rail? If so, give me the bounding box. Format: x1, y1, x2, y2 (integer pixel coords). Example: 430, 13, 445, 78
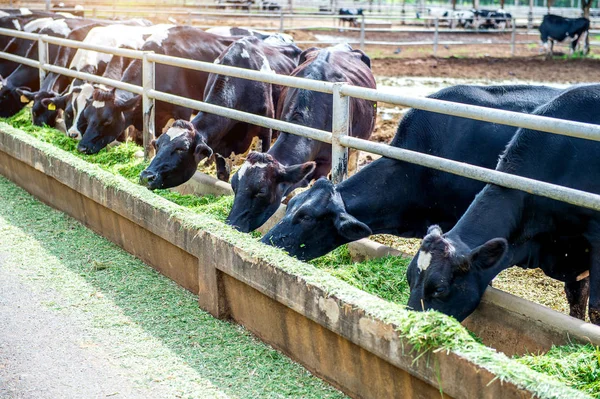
2, 28, 600, 215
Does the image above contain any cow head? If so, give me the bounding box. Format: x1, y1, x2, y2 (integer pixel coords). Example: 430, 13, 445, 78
0, 76, 32, 118
226, 152, 315, 233
139, 120, 212, 190
406, 225, 508, 321
41, 88, 83, 136
77, 87, 140, 154
18, 89, 61, 127
260, 178, 371, 260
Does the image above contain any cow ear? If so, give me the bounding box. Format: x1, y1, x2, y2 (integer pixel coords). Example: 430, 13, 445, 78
279, 161, 316, 185
469, 238, 508, 271
334, 212, 372, 241
298, 47, 319, 65
352, 49, 371, 68
116, 95, 141, 112
42, 94, 69, 110
16, 88, 35, 102
194, 142, 213, 164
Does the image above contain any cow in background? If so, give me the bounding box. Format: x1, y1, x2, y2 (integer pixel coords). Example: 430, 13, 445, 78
338, 8, 363, 28
540, 14, 590, 57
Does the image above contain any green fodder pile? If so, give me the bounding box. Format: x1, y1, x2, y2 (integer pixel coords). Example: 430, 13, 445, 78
517, 344, 600, 398
310, 245, 412, 305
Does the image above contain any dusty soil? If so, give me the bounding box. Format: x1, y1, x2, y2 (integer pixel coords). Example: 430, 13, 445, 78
371, 56, 600, 83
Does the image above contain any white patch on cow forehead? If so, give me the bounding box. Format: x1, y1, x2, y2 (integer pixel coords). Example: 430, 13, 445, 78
166, 127, 187, 140
237, 161, 268, 180
92, 100, 105, 108
417, 251, 432, 272
330, 43, 353, 52
12, 20, 21, 31
240, 48, 250, 59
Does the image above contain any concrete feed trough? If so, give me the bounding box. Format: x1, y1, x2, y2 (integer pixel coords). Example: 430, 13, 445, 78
0, 124, 594, 399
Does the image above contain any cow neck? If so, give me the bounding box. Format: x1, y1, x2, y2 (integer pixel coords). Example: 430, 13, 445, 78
192, 111, 229, 149
337, 157, 418, 236
448, 184, 526, 273
267, 132, 318, 167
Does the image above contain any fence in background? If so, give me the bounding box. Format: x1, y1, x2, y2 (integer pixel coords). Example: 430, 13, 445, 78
1, 27, 600, 213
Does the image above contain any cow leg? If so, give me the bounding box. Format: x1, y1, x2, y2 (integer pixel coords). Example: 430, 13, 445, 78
565, 278, 589, 320
348, 148, 359, 176
259, 126, 272, 152
216, 154, 231, 182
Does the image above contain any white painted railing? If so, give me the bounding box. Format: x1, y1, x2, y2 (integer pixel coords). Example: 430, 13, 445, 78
2, 27, 600, 213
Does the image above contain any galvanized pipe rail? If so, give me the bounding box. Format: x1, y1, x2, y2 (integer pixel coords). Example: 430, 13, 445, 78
2, 28, 600, 214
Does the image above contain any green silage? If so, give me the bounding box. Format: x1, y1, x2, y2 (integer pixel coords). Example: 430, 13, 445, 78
1, 109, 596, 399
310, 246, 411, 305
517, 344, 600, 398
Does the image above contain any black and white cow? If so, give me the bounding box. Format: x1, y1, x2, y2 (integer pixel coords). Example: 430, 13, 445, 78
18, 23, 102, 128
539, 14, 590, 56
75, 26, 237, 154
406, 84, 600, 324
41, 24, 173, 137
226, 44, 376, 233
139, 35, 302, 189
261, 85, 565, 261
338, 8, 363, 27
0, 18, 92, 118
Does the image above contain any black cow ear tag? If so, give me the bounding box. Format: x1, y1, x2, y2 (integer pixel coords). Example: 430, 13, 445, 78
20, 94, 29, 103
47, 103, 56, 111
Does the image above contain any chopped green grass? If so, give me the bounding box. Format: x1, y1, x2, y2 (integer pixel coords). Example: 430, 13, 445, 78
310, 245, 411, 305
517, 344, 600, 398
1, 110, 596, 399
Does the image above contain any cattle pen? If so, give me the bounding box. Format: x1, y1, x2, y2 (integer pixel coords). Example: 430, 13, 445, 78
1, 25, 600, 398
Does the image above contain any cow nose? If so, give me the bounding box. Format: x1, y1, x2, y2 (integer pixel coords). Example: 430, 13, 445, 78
139, 170, 157, 187
77, 143, 88, 154
68, 131, 79, 139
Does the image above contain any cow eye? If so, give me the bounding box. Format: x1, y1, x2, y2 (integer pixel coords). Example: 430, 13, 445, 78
255, 188, 268, 198
103, 118, 113, 126
432, 285, 448, 298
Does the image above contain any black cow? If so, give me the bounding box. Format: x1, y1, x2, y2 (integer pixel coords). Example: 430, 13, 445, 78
18, 23, 102, 128
139, 35, 301, 190
539, 14, 590, 56
226, 44, 376, 233
0, 18, 91, 118
75, 26, 236, 154
261, 85, 564, 261
338, 8, 363, 28
406, 84, 600, 324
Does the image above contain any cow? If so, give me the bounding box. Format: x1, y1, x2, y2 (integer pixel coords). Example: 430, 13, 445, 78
261, 1, 281, 11
261, 85, 565, 261
0, 18, 92, 118
417, 8, 452, 27
539, 14, 590, 57
74, 26, 237, 154
338, 8, 363, 28
449, 10, 475, 29
226, 44, 376, 233
17, 23, 102, 128
406, 84, 600, 325
139, 35, 302, 190
40, 24, 173, 138
205, 26, 294, 43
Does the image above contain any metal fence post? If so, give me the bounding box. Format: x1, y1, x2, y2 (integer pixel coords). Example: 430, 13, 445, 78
331, 83, 350, 184
37, 35, 48, 88
433, 18, 439, 56
142, 52, 156, 161
279, 10, 284, 32
360, 14, 365, 51
511, 18, 516, 56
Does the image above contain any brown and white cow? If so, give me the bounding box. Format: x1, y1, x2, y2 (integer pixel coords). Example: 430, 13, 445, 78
139, 34, 302, 189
